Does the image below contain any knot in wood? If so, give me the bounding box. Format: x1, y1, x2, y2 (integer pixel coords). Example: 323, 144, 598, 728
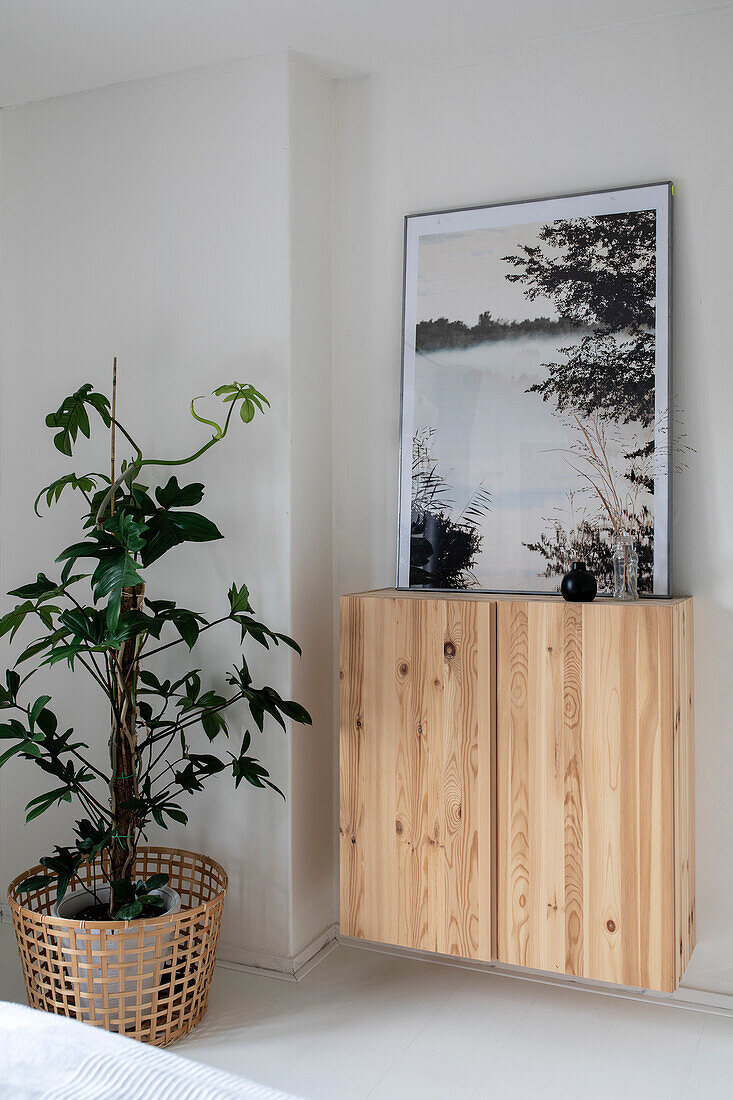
444, 641, 456, 659
606, 919, 616, 933
398, 661, 409, 677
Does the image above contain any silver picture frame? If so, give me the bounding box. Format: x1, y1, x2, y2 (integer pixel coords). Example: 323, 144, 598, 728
396, 182, 672, 596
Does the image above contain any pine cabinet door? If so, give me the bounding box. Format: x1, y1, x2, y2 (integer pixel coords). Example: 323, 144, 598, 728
496, 600, 694, 992
339, 594, 495, 960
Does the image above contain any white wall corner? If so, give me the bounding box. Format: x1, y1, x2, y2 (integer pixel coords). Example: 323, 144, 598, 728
285, 52, 338, 961
218, 921, 338, 982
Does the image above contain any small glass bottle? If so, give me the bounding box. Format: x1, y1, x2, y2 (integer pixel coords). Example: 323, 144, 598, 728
613, 534, 639, 600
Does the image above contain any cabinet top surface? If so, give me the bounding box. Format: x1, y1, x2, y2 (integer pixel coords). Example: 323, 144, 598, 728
344, 588, 691, 607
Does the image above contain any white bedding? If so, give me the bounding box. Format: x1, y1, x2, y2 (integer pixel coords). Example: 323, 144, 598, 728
0, 1001, 302, 1100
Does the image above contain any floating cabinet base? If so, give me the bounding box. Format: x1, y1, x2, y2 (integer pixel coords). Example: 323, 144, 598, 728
339, 590, 695, 994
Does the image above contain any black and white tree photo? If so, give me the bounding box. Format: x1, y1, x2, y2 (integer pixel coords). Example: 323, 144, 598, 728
397, 185, 671, 595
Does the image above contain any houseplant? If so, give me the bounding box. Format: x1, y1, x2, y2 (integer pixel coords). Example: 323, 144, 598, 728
2, 375, 311, 1042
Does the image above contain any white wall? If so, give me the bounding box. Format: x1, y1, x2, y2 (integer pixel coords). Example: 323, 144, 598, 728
0, 50, 335, 968
1, 1, 731, 991
333, 7, 733, 989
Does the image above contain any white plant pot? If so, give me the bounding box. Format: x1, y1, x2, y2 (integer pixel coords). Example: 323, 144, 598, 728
51, 884, 181, 1023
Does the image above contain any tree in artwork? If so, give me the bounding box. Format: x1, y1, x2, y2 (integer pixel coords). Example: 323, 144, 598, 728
503, 211, 657, 426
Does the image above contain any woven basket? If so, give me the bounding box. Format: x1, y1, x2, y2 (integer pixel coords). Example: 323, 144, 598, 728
7, 846, 227, 1046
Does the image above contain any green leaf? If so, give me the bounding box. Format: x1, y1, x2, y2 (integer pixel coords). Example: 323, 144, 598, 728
8, 574, 58, 600
116, 900, 144, 921
86, 549, 144, 632
111, 879, 135, 904
25, 786, 73, 821
273, 632, 302, 655
34, 473, 105, 516
278, 699, 313, 726
35, 708, 58, 737
15, 874, 55, 895
163, 804, 188, 825
227, 583, 251, 615
15, 636, 59, 667
74, 819, 113, 860
212, 383, 270, 416
0, 601, 34, 642
143, 873, 169, 893
92, 550, 143, 600
56, 539, 103, 564
40, 642, 87, 669
138, 669, 167, 692
45, 384, 111, 456
143, 894, 166, 909
194, 690, 227, 709
55, 876, 72, 904
154, 477, 205, 509
104, 511, 148, 554
58, 607, 106, 644
201, 710, 228, 741
27, 788, 71, 809
174, 614, 200, 649
141, 510, 223, 567
29, 695, 52, 730
0, 742, 25, 767
113, 611, 155, 643
0, 719, 27, 739
230, 749, 284, 799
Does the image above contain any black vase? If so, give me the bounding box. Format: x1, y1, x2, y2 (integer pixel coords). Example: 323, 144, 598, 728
561, 561, 597, 603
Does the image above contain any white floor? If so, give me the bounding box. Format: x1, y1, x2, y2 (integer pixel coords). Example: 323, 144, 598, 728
2, 922, 733, 1099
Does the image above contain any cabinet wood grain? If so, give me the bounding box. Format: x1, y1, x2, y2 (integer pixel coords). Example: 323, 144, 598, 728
339, 590, 694, 994
339, 594, 495, 959
496, 599, 694, 992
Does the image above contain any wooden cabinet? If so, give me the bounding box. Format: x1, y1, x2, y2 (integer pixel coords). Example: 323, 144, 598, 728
339, 591, 694, 994
496, 599, 694, 993
339, 594, 495, 960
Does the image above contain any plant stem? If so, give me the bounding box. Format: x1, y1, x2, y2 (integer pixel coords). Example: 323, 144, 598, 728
75, 783, 112, 823
140, 616, 229, 661
110, 358, 117, 516
109, 584, 145, 891
175, 692, 243, 734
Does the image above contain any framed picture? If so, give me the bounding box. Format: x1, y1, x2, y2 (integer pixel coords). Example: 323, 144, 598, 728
396, 183, 671, 595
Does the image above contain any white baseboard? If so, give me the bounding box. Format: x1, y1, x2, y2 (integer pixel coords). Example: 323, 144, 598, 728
216, 922, 338, 982
339, 934, 733, 1017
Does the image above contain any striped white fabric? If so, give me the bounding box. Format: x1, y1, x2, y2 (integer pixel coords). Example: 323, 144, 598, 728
1, 1001, 302, 1100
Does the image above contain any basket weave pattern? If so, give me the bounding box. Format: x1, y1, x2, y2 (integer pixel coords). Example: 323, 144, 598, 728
7, 846, 227, 1046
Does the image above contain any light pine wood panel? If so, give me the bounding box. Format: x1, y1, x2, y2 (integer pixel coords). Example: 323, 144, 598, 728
497, 600, 691, 992
673, 600, 696, 984
339, 595, 495, 960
